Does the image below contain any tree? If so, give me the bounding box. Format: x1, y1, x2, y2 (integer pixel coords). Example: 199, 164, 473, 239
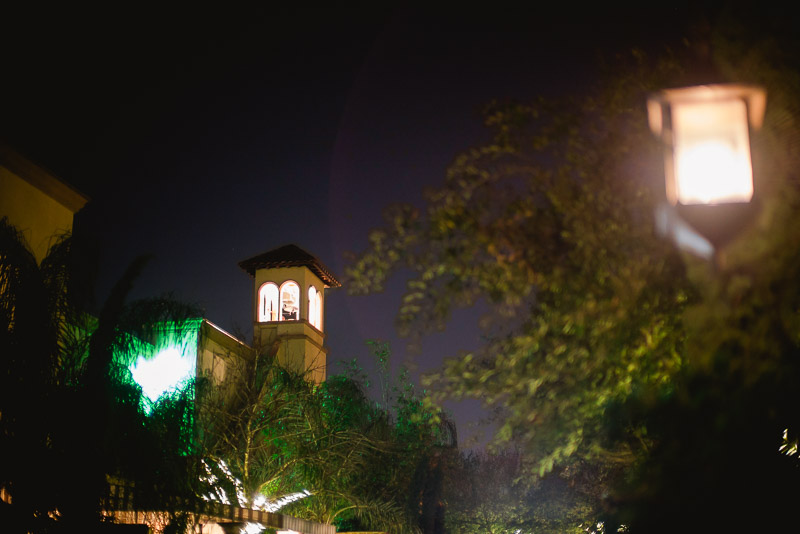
196, 339, 452, 533
346, 40, 688, 508
605, 13, 800, 531
0, 217, 201, 532
347, 9, 800, 531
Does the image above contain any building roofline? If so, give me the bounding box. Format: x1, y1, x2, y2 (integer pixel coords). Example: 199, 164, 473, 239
0, 143, 89, 213
202, 318, 249, 348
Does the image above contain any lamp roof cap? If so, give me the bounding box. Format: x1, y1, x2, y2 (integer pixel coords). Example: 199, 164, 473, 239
647, 83, 767, 135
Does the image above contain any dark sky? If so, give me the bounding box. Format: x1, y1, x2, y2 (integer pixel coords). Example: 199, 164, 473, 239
1, 4, 731, 444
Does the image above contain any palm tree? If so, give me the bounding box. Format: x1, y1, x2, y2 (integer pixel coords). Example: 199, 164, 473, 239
0, 217, 199, 532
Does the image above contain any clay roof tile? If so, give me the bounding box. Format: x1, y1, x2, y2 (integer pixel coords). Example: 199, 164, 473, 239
238, 244, 341, 287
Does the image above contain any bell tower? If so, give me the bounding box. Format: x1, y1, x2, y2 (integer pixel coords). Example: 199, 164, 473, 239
238, 244, 340, 384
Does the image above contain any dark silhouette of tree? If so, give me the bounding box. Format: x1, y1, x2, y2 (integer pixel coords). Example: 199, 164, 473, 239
0, 217, 200, 532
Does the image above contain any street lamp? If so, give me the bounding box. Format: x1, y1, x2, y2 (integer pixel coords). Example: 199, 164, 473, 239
648, 83, 766, 251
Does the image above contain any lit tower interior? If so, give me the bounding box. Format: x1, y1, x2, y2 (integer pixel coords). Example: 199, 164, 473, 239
238, 244, 341, 384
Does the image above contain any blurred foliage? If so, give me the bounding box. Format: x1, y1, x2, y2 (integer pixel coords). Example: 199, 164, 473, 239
608, 12, 800, 532
347, 7, 800, 531
347, 35, 689, 483
443, 449, 595, 534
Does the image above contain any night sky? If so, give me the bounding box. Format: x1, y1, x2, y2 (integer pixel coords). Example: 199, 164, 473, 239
1, 4, 742, 444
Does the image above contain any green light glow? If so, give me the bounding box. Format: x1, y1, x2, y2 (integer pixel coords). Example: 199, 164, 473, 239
121, 319, 201, 412
130, 346, 194, 404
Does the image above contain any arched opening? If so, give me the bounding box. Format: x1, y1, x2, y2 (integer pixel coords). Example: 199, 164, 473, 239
258, 282, 279, 322
279, 281, 300, 321
308, 285, 322, 330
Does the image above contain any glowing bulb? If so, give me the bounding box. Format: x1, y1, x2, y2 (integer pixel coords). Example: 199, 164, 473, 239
671, 97, 754, 205
675, 139, 752, 204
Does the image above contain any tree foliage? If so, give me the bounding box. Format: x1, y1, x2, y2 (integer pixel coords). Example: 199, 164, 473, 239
197, 340, 452, 533
0, 213, 453, 533
0, 217, 201, 532
346, 47, 690, 483
348, 9, 800, 531
606, 14, 800, 531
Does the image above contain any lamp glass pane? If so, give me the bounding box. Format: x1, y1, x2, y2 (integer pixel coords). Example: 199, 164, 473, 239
672, 98, 753, 205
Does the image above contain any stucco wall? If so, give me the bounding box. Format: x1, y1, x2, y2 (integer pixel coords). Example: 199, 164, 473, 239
0, 166, 76, 262
0, 145, 88, 263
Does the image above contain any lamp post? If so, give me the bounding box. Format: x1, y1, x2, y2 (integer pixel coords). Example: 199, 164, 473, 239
648, 84, 766, 255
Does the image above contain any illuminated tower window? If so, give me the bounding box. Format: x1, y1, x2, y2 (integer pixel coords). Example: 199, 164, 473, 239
258, 282, 279, 322
280, 281, 300, 321
308, 286, 322, 330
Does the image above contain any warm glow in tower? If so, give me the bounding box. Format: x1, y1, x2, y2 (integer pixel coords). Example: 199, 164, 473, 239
238, 244, 340, 384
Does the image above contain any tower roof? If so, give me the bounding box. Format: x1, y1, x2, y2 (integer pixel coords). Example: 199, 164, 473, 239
238, 244, 341, 287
